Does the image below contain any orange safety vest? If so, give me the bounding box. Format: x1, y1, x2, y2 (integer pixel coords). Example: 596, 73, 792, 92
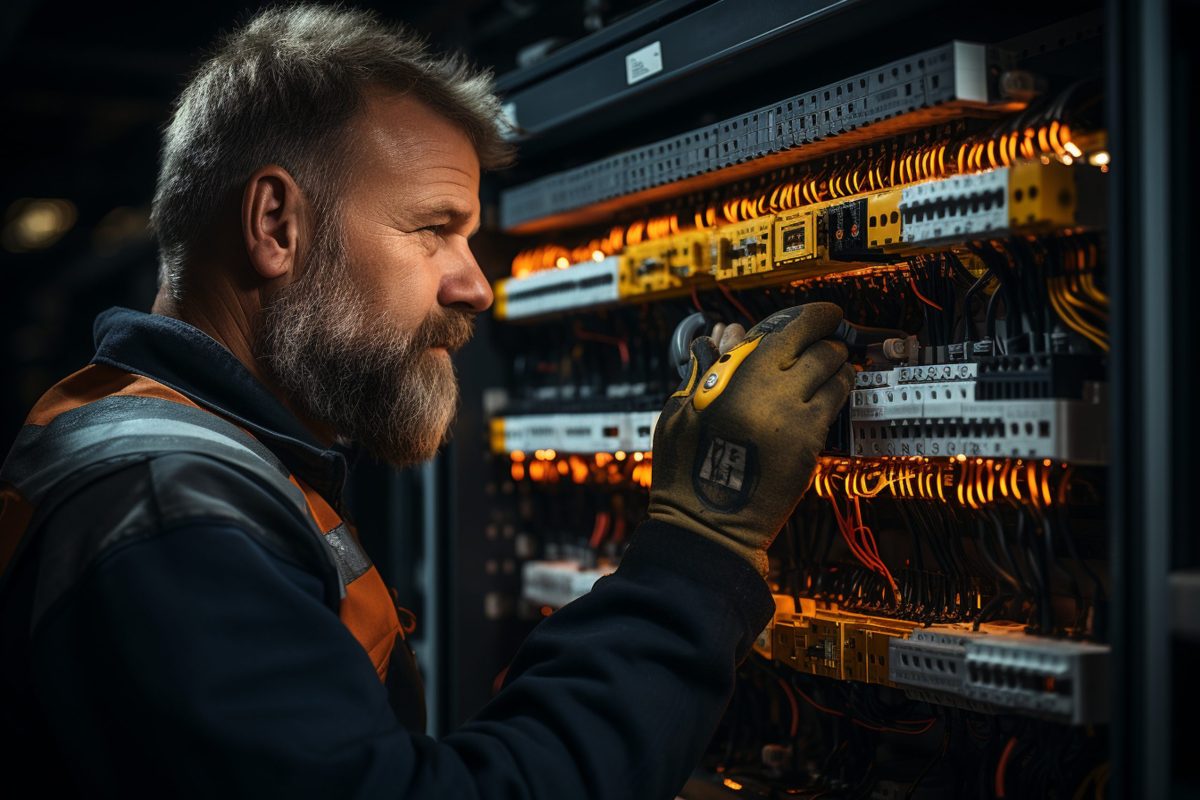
0, 363, 404, 682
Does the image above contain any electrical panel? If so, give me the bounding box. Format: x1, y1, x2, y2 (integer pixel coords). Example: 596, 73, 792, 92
469, 10, 1111, 798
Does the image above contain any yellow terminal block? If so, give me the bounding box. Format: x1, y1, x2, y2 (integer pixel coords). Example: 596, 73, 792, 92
1009, 161, 1076, 228
768, 594, 916, 688
488, 418, 506, 455
493, 279, 510, 320
620, 231, 713, 296
714, 216, 774, 281
771, 208, 819, 268
865, 189, 903, 248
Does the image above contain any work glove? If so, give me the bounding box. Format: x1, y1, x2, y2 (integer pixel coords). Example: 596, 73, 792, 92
647, 302, 855, 575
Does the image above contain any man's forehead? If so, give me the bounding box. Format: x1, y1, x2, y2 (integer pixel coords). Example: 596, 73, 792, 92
354, 89, 481, 187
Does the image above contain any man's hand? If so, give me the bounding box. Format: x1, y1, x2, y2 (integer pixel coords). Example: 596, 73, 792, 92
648, 302, 855, 575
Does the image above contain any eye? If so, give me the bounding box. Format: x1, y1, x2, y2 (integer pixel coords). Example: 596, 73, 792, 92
417, 224, 446, 236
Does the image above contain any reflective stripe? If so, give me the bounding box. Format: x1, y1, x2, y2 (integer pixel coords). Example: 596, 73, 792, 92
2, 396, 293, 504
0, 395, 341, 600
324, 524, 372, 585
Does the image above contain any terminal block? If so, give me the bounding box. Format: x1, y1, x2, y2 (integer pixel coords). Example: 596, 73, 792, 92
619, 231, 713, 296
490, 410, 659, 455
495, 256, 620, 320
771, 207, 820, 268
521, 560, 615, 609
848, 362, 1106, 462
900, 162, 1075, 245
889, 626, 1110, 725
767, 596, 916, 688
500, 41, 1005, 232
714, 217, 774, 281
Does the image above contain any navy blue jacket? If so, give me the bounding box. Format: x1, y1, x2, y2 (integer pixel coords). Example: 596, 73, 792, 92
0, 307, 774, 798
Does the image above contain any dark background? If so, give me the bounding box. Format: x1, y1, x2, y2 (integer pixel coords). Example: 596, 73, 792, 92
0, 0, 652, 454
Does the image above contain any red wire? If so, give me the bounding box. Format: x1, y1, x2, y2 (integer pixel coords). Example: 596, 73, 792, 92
611, 514, 627, 545
776, 677, 800, 738
791, 683, 844, 718
908, 277, 945, 311
588, 512, 609, 549
718, 284, 755, 323
851, 718, 937, 736
830, 496, 890, 579
995, 736, 1018, 797
852, 497, 898, 595
574, 324, 631, 367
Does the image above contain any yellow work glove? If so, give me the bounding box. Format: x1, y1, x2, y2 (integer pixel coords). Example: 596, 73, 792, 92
648, 302, 855, 575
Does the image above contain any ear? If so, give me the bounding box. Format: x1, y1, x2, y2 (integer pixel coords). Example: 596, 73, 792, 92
241, 165, 307, 282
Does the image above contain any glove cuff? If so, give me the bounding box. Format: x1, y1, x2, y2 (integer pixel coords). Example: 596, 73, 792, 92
620, 518, 775, 655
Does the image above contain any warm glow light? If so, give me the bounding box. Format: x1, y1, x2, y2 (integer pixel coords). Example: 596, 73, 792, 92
555, 256, 570, 269
510, 463, 525, 481
1061, 154, 1074, 166
633, 452, 644, 462
1064, 141, 1083, 158
1087, 150, 1110, 167
510, 451, 525, 463
722, 778, 743, 791
543, 449, 556, 461
591, 250, 605, 262
3, 198, 77, 253
614, 451, 626, 461
955, 453, 967, 462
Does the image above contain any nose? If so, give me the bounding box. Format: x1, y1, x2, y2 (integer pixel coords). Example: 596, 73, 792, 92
438, 238, 493, 313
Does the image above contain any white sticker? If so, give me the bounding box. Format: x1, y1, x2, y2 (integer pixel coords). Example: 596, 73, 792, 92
625, 41, 663, 85
699, 438, 746, 491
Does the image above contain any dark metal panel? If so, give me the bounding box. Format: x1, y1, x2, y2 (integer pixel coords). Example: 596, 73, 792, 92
494, 0, 710, 94
499, 0, 869, 139
1106, 0, 1171, 795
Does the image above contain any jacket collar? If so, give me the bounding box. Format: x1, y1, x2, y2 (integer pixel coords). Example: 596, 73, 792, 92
91, 307, 349, 507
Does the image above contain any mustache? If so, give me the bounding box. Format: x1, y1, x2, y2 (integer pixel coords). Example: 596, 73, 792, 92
409, 309, 476, 353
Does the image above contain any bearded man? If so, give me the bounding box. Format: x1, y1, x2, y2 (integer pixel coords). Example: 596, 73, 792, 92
0, 5, 853, 798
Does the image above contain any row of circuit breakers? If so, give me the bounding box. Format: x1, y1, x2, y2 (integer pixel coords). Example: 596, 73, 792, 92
490, 349, 1106, 468
494, 161, 1074, 321
517, 578, 1107, 726
501, 41, 1004, 230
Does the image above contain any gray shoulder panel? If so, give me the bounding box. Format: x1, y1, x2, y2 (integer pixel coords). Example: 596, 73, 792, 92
30, 453, 341, 631
2, 396, 346, 623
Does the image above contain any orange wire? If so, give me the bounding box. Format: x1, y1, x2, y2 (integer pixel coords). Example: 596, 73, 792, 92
996, 737, 1018, 798
908, 277, 945, 310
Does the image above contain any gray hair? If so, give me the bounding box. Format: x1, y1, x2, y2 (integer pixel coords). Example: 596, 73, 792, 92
151, 4, 513, 297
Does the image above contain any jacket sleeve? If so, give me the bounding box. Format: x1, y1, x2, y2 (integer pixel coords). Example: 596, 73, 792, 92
31, 473, 772, 799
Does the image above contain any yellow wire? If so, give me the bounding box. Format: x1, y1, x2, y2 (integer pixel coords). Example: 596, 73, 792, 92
1048, 282, 1110, 351
1060, 278, 1109, 323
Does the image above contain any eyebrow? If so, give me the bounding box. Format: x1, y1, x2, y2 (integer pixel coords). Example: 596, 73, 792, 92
415, 202, 477, 232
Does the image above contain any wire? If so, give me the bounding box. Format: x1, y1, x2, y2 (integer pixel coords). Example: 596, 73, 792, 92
718, 284, 755, 323
908, 276, 945, 311
995, 736, 1019, 797
588, 511, 610, 549
573, 323, 631, 367
776, 677, 800, 738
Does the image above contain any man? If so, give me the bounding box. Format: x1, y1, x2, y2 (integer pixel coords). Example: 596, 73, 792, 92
0, 5, 853, 797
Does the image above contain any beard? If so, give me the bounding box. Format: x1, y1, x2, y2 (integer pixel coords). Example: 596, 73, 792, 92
254, 221, 474, 467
